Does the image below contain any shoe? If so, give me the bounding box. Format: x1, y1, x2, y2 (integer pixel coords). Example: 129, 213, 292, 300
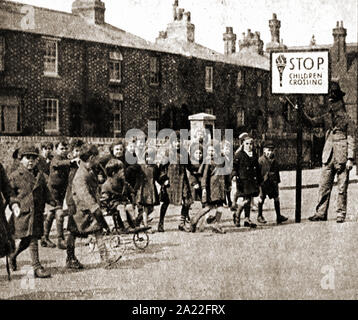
233, 213, 240, 227
336, 217, 345, 223
9, 254, 17, 271
41, 237, 56, 248
277, 215, 288, 224
66, 257, 84, 270
158, 223, 164, 233
212, 226, 226, 234
257, 216, 267, 224
231, 204, 238, 211
206, 216, 216, 224
308, 214, 327, 222
189, 223, 196, 233
244, 219, 257, 228
178, 224, 190, 232
57, 239, 67, 250
34, 267, 51, 278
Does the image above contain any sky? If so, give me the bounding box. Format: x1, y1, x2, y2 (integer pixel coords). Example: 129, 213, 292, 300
7, 0, 358, 53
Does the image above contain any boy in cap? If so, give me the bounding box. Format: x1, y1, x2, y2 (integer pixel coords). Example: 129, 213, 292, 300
8, 145, 56, 278
257, 141, 288, 224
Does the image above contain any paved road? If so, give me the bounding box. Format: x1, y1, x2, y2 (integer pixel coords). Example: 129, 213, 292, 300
1, 175, 357, 300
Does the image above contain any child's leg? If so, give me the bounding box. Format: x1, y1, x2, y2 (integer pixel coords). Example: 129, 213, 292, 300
178, 203, 190, 231
257, 195, 267, 223
66, 232, 84, 269
274, 196, 288, 224
190, 206, 211, 232
143, 206, 149, 228
55, 208, 67, 250
29, 237, 51, 277
95, 231, 108, 264
41, 209, 56, 248
9, 237, 32, 270
158, 200, 169, 232
211, 206, 226, 234
233, 197, 249, 226
243, 197, 256, 228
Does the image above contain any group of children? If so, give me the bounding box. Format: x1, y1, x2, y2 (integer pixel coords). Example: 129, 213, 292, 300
0, 130, 288, 278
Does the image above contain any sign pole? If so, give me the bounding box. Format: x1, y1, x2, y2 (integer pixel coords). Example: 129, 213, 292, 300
284, 96, 302, 223
295, 97, 302, 223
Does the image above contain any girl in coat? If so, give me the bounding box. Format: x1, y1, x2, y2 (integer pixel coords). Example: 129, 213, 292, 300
8, 145, 56, 278
166, 131, 198, 231
136, 148, 168, 230
190, 142, 226, 234
232, 136, 263, 228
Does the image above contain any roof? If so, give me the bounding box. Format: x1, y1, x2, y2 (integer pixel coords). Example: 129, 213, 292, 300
156, 38, 270, 71
0, 0, 270, 71
0, 0, 159, 51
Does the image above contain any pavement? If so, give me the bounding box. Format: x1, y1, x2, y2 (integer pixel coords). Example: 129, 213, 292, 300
1, 167, 358, 300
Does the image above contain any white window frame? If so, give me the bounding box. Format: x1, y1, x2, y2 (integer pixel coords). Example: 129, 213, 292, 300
109, 51, 123, 83
205, 66, 213, 92
110, 93, 123, 136
0, 36, 5, 72
149, 56, 160, 86
237, 70, 244, 88
43, 38, 59, 77
237, 109, 245, 126
44, 98, 59, 133
257, 82, 262, 97
0, 96, 21, 133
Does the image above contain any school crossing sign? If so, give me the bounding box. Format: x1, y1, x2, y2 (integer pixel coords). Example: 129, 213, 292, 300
271, 50, 329, 94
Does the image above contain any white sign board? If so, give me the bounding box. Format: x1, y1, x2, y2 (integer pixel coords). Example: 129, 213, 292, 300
271, 51, 329, 94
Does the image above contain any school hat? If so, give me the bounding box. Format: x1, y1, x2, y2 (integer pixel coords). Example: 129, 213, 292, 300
20, 145, 39, 159
263, 140, 275, 149
239, 132, 249, 140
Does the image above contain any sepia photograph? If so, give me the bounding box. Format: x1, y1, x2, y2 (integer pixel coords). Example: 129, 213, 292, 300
0, 0, 358, 306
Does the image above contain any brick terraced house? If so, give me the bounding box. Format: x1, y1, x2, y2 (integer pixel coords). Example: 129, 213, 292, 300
0, 0, 270, 138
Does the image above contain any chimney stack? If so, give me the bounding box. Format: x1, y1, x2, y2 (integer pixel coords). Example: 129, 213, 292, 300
223, 27, 237, 55
72, 0, 105, 24
332, 20, 347, 76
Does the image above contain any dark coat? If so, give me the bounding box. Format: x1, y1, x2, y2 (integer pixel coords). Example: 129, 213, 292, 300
9, 165, 55, 239
258, 155, 280, 197
0, 163, 14, 253
188, 162, 203, 201
233, 150, 262, 197
166, 150, 194, 206
48, 154, 71, 204
0, 163, 13, 218
101, 177, 135, 211
136, 164, 161, 206
71, 163, 103, 234
201, 157, 226, 205
124, 151, 141, 191
37, 156, 51, 176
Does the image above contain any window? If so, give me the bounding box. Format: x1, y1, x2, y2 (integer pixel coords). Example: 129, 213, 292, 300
110, 93, 123, 136
0, 36, 5, 72
0, 96, 21, 133
44, 98, 59, 133
237, 70, 244, 88
237, 109, 245, 126
205, 66, 213, 92
44, 39, 58, 76
149, 57, 160, 85
109, 51, 123, 82
257, 82, 262, 97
